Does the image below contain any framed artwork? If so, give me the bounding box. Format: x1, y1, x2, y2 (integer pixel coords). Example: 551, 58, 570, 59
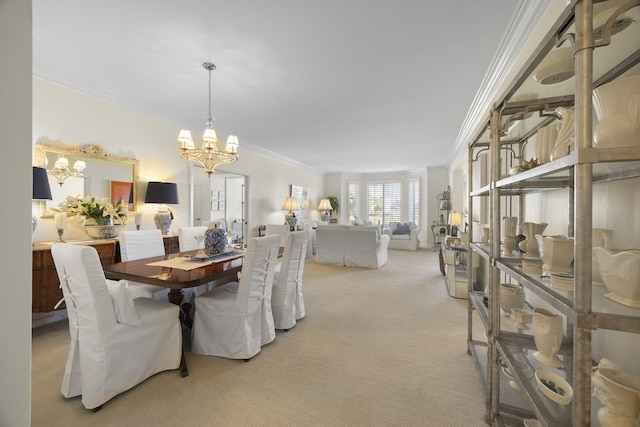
219, 191, 225, 201
211, 201, 219, 211
212, 191, 218, 201
218, 201, 225, 210
290, 184, 309, 219
111, 181, 134, 211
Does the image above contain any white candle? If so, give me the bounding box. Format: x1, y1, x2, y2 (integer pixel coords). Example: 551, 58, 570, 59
134, 213, 143, 226
55, 212, 67, 230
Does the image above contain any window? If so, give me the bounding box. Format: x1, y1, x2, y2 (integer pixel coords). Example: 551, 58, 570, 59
348, 182, 359, 221
409, 178, 420, 225
367, 182, 401, 224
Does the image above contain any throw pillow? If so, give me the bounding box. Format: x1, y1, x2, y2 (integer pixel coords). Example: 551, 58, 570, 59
393, 223, 410, 235
106, 279, 141, 325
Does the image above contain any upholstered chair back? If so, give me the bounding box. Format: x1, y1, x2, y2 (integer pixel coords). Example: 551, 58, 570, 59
120, 229, 165, 261
178, 226, 208, 252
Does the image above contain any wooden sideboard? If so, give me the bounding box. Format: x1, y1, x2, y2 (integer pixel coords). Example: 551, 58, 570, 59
32, 235, 181, 313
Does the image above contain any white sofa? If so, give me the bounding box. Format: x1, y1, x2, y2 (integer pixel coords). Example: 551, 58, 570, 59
315, 225, 389, 269
384, 222, 420, 251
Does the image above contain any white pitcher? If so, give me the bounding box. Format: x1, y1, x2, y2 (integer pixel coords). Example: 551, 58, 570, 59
532, 308, 563, 368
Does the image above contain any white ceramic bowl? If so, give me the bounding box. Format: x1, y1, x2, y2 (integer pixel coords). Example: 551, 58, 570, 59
593, 248, 640, 307
533, 47, 574, 85
535, 370, 573, 406
511, 308, 533, 329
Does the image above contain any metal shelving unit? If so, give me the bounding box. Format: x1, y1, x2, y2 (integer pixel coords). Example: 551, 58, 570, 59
466, 1, 640, 425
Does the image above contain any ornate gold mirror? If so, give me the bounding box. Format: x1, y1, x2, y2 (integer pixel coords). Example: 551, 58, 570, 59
33, 141, 140, 214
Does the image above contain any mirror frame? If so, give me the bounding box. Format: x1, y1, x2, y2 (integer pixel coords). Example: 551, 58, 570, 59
33, 141, 140, 212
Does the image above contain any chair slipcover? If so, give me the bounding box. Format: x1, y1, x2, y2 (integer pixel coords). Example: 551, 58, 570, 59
384, 221, 420, 251
271, 231, 310, 330
265, 224, 289, 244
303, 221, 316, 258
178, 226, 208, 252
119, 229, 169, 299
191, 235, 281, 359
51, 244, 181, 410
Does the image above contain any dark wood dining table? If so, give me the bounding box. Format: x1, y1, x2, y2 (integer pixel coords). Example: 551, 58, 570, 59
102, 249, 246, 377
103, 250, 245, 306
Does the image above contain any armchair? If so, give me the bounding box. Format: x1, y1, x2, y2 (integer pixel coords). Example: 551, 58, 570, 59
384, 222, 420, 251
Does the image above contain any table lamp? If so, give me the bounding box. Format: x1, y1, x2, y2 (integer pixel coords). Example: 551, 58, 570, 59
282, 196, 299, 231
144, 182, 179, 235
449, 211, 462, 237
32, 166, 53, 238
318, 198, 332, 222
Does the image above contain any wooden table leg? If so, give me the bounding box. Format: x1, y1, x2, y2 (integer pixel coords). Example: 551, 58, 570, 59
167, 288, 190, 377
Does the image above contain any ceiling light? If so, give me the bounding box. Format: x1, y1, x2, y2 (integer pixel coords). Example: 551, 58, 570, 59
178, 62, 239, 176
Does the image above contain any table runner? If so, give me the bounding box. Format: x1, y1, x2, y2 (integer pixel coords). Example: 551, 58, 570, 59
145, 251, 244, 271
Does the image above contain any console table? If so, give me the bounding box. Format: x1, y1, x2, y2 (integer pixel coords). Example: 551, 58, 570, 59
32, 235, 180, 313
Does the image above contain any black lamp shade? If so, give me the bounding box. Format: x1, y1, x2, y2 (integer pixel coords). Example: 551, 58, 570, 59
33, 166, 52, 200
144, 182, 179, 204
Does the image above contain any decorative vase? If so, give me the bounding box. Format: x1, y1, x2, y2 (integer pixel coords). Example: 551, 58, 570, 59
593, 75, 640, 149
519, 222, 548, 256
532, 308, 563, 368
500, 283, 525, 317
204, 227, 228, 255
535, 235, 574, 273
285, 211, 297, 231
83, 218, 123, 239
482, 226, 490, 245
592, 367, 640, 427
535, 123, 558, 164
503, 217, 518, 237
550, 107, 575, 161
503, 236, 516, 255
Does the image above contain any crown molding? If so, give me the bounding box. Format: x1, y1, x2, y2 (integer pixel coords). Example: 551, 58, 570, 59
240, 140, 326, 175
450, 0, 552, 162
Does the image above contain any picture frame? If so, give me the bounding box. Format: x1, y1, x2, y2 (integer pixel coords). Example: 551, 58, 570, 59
219, 191, 225, 201
290, 184, 309, 219
111, 180, 134, 211
211, 191, 218, 201
211, 201, 219, 211
218, 201, 225, 210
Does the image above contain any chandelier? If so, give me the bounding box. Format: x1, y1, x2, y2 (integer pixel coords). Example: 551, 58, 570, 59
48, 154, 86, 186
178, 62, 239, 176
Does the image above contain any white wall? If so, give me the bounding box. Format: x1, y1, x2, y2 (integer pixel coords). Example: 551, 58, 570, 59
1, 1, 32, 425
32, 78, 325, 242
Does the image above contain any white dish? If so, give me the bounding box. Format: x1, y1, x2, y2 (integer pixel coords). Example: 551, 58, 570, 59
535, 370, 573, 406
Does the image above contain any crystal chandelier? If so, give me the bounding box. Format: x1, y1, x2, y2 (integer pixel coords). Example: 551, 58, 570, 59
48, 154, 86, 186
178, 62, 239, 176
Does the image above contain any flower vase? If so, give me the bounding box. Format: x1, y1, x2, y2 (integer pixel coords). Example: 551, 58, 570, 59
532, 308, 563, 368
482, 226, 490, 245
519, 222, 548, 256
593, 367, 640, 427
550, 107, 575, 161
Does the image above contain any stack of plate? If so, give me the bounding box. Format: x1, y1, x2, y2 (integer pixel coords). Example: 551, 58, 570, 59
550, 273, 574, 291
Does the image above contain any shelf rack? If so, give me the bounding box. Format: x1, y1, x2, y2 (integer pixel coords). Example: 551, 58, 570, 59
466, 1, 640, 425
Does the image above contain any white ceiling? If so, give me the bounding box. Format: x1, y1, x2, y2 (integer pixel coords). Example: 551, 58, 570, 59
33, 0, 523, 174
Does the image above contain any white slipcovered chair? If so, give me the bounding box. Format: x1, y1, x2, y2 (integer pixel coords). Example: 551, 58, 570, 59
51, 244, 181, 411
271, 230, 309, 330
119, 229, 169, 300
384, 221, 420, 251
191, 235, 281, 360
265, 224, 289, 245
178, 226, 208, 252
302, 222, 316, 258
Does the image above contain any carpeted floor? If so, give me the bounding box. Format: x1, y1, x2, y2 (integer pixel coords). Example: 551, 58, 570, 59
31, 248, 489, 426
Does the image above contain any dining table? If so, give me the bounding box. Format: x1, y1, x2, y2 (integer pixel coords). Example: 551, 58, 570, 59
102, 248, 246, 377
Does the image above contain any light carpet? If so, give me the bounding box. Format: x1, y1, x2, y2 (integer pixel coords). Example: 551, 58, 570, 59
31, 248, 488, 426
